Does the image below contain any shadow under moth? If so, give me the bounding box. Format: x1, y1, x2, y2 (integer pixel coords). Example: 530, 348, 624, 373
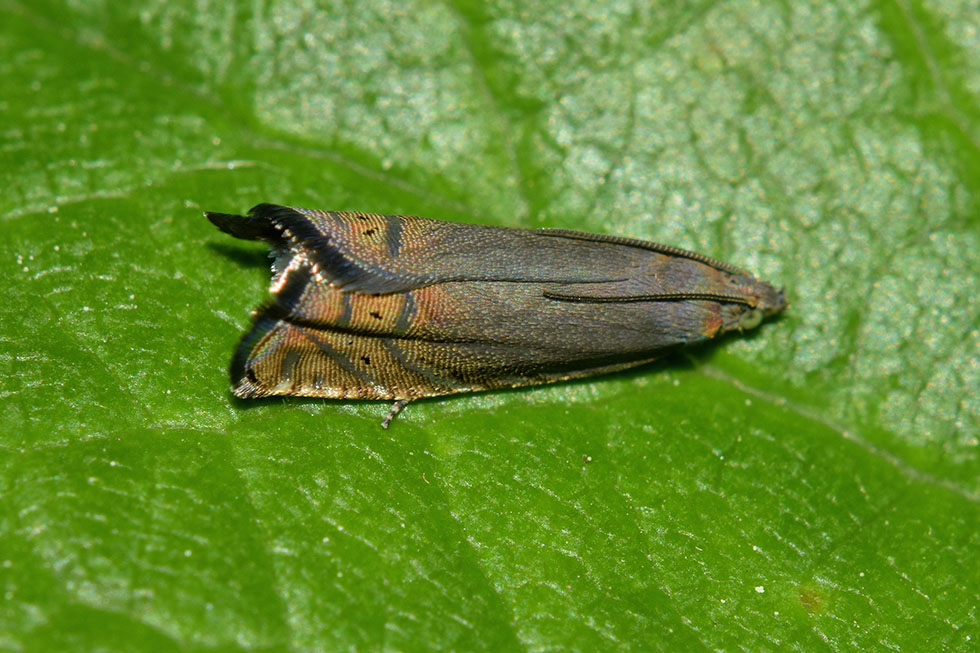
206, 204, 786, 427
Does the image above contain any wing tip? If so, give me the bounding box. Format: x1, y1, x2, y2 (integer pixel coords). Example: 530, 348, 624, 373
205, 209, 281, 241
229, 311, 282, 398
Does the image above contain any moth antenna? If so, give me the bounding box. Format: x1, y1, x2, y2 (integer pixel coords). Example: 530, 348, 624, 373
537, 229, 747, 275
543, 290, 758, 308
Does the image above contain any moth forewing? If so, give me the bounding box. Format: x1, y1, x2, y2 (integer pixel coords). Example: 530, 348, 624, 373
207, 204, 786, 426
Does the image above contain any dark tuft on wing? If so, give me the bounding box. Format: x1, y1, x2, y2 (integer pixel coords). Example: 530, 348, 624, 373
205, 211, 282, 241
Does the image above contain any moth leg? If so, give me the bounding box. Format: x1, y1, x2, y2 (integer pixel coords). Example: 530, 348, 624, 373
381, 399, 410, 429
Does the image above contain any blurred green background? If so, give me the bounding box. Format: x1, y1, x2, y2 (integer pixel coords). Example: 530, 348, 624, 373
2, 0, 978, 650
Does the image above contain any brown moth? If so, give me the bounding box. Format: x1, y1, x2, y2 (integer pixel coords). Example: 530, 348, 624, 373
206, 204, 785, 427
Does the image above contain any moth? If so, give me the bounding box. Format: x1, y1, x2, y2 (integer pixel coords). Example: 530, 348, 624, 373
206, 204, 786, 427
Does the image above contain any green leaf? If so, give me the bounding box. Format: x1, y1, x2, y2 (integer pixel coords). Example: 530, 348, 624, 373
2, 0, 978, 650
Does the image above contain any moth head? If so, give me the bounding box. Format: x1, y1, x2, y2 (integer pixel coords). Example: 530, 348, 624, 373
721, 274, 786, 332
753, 282, 787, 319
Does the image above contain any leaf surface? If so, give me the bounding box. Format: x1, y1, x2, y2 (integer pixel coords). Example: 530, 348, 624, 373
2, 0, 978, 649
